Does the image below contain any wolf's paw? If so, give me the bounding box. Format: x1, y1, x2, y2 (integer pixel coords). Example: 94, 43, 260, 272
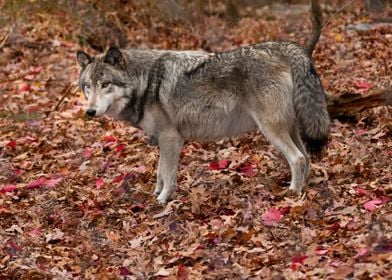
154, 184, 163, 196
289, 184, 302, 193
156, 190, 171, 204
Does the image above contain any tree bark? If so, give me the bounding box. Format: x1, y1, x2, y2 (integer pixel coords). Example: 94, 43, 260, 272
327, 87, 392, 119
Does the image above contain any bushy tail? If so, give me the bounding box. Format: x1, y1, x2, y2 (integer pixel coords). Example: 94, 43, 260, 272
291, 51, 330, 154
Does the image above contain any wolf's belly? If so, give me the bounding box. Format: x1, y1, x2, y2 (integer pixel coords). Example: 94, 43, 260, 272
176, 106, 257, 141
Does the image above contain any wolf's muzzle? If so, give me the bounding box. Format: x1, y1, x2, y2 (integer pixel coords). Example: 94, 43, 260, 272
86, 109, 96, 117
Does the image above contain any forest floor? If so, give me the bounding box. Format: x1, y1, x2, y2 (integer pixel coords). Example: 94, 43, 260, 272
0, 1, 391, 279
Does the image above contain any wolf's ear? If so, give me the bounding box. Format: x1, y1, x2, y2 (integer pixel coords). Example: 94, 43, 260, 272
77, 50, 92, 68
103, 46, 125, 68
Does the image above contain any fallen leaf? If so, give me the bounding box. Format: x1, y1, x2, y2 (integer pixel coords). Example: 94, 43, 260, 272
291, 255, 308, 271
240, 164, 256, 177
261, 208, 282, 226
103, 135, 117, 142
133, 165, 146, 173
95, 177, 104, 189
315, 247, 328, 256
176, 264, 189, 280
154, 267, 172, 277
353, 248, 368, 259
363, 199, 382, 211
1, 185, 17, 193
45, 228, 64, 242
6, 140, 16, 149
119, 267, 131, 276
355, 80, 373, 92
208, 162, 220, 170
19, 84, 30, 92
114, 144, 125, 153
45, 177, 62, 188
26, 177, 47, 189
28, 227, 43, 236
218, 159, 230, 169
81, 148, 93, 158
112, 174, 126, 183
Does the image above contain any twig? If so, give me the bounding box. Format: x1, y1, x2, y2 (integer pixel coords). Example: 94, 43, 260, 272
45, 83, 75, 117
322, 0, 356, 29
0, 25, 13, 51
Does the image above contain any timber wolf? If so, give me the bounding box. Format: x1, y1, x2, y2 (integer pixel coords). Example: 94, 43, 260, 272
77, 42, 330, 203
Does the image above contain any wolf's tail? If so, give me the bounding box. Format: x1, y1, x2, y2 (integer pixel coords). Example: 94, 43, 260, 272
290, 48, 330, 154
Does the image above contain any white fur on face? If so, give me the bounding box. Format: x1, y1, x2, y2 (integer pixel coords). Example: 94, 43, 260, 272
87, 92, 111, 116
87, 85, 128, 118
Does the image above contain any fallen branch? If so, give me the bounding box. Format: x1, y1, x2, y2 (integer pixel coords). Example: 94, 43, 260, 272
327, 87, 392, 119
0, 25, 13, 51
45, 83, 76, 117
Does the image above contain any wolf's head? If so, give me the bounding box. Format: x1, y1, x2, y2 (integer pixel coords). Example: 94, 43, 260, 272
76, 46, 132, 118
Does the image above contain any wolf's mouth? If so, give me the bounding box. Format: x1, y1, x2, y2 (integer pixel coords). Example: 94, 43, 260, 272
104, 105, 111, 115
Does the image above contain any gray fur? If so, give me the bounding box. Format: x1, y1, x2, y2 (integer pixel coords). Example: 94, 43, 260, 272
77, 42, 330, 203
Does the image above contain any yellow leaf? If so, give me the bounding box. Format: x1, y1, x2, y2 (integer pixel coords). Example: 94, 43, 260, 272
335, 34, 344, 42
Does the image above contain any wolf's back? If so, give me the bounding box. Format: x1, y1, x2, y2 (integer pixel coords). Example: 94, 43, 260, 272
288, 45, 330, 153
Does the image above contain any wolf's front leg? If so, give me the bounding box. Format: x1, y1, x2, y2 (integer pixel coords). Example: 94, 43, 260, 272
154, 162, 164, 195
155, 130, 184, 204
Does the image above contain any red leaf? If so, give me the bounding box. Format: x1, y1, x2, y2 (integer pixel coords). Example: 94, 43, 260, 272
14, 169, 24, 176
103, 135, 117, 142
291, 255, 308, 271
26, 177, 47, 189
356, 128, 367, 135
355, 188, 370, 196
364, 199, 382, 211
176, 264, 189, 280
355, 80, 373, 92
328, 222, 341, 231
31, 66, 43, 74
45, 177, 62, 188
209, 159, 230, 171
218, 159, 230, 169
119, 267, 130, 276
112, 174, 126, 184
6, 140, 16, 149
315, 247, 328, 256
353, 248, 368, 259
28, 227, 43, 236
95, 177, 104, 189
115, 144, 125, 153
1, 185, 17, 193
261, 208, 282, 226
279, 206, 291, 215
241, 164, 256, 177
380, 196, 390, 204
7, 241, 23, 252
208, 162, 220, 170
134, 166, 146, 174
81, 148, 93, 158
19, 84, 30, 92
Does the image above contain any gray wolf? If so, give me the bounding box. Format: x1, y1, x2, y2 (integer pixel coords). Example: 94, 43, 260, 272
76, 41, 330, 203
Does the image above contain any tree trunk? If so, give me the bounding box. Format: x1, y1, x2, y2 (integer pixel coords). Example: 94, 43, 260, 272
327, 87, 392, 119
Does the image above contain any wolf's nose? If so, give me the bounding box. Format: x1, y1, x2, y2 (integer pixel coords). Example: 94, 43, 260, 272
86, 109, 96, 117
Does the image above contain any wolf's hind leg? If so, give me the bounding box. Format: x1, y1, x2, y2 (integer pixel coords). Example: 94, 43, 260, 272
155, 130, 184, 203
252, 112, 307, 192
290, 125, 310, 183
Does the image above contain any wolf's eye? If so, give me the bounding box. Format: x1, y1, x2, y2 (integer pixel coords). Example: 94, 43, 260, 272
101, 82, 110, 89
85, 84, 91, 90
